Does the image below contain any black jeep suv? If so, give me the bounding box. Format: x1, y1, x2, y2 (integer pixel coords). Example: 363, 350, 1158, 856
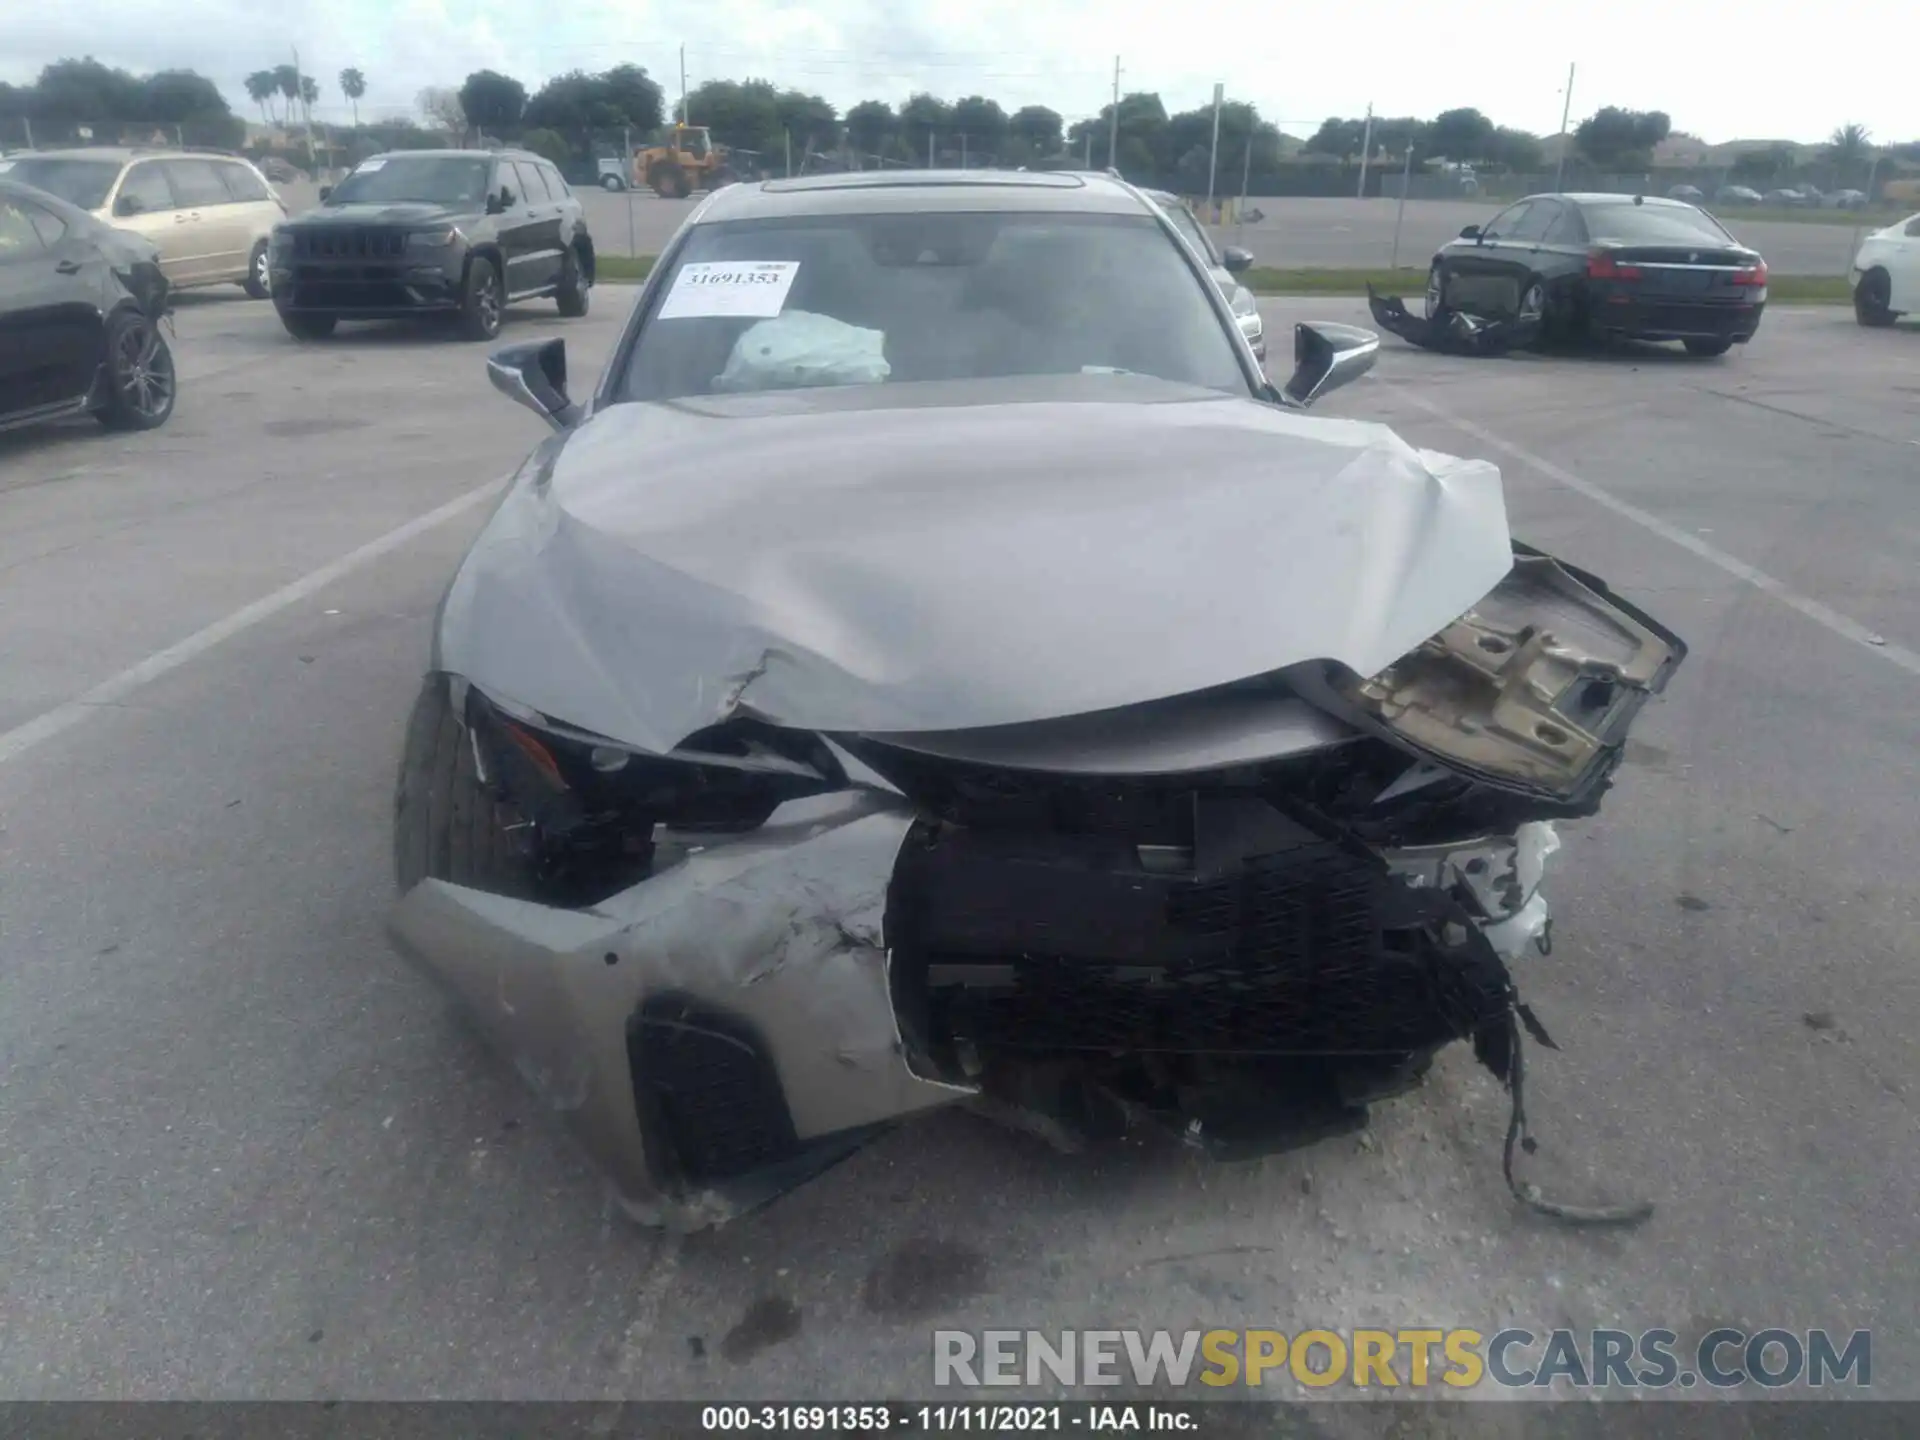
268, 149, 595, 341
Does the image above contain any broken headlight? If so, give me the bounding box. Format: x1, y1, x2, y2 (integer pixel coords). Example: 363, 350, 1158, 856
1330, 552, 1687, 803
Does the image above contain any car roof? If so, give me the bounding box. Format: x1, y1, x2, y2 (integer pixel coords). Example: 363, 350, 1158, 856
692, 168, 1155, 224
1519, 192, 1705, 210
362, 148, 542, 163
12, 146, 255, 164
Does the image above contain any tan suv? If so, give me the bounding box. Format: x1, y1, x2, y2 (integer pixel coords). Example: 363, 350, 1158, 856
0, 147, 287, 297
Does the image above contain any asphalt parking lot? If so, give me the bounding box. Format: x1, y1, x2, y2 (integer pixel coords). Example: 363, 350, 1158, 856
276, 180, 1888, 275
2, 285, 1918, 1412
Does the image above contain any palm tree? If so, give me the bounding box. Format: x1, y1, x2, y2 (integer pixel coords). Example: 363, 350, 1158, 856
299, 74, 320, 126
245, 70, 278, 125
1825, 122, 1873, 186
339, 67, 366, 127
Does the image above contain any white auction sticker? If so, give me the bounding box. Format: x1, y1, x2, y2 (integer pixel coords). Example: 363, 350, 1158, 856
656, 260, 799, 319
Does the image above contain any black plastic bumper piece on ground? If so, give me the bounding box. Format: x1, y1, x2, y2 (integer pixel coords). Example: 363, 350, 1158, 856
1367, 285, 1541, 356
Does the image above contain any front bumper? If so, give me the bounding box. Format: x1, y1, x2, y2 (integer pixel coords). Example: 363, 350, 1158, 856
269, 255, 465, 316
388, 787, 1557, 1227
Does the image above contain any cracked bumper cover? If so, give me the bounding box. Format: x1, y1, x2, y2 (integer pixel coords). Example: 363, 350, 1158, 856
388, 788, 1560, 1222
1367, 285, 1542, 356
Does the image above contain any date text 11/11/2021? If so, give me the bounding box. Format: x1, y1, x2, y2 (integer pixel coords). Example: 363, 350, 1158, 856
700, 1404, 1201, 1432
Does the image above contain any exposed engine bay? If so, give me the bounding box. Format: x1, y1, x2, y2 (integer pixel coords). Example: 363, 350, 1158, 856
391, 530, 1683, 1230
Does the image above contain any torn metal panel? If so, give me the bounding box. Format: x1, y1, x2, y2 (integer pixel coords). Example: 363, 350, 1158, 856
1328, 554, 1687, 803
1367, 285, 1541, 356
1385, 822, 1560, 961
388, 791, 972, 1226
434, 376, 1513, 758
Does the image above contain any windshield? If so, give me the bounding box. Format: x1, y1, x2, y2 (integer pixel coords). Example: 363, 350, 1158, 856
0, 158, 121, 211
1158, 202, 1218, 264
613, 210, 1249, 404
1583, 202, 1737, 246
325, 156, 492, 207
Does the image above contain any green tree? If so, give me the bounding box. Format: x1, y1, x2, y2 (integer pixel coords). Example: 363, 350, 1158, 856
31, 58, 143, 122
459, 69, 527, 135
522, 66, 662, 139
844, 100, 895, 162
1574, 106, 1670, 167
898, 93, 952, 163
245, 70, 278, 124
1428, 106, 1495, 163
1823, 123, 1873, 186
340, 67, 366, 126
951, 95, 1007, 162
1008, 104, 1063, 160
298, 75, 319, 123
273, 63, 300, 122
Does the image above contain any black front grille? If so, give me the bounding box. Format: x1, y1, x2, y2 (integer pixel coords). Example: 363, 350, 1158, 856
628, 996, 798, 1183
292, 227, 405, 260
288, 279, 417, 309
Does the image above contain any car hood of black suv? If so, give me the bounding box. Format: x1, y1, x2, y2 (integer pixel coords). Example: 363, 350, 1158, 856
282, 201, 480, 228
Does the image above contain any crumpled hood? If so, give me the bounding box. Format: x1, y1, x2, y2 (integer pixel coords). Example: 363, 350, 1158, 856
436, 376, 1514, 754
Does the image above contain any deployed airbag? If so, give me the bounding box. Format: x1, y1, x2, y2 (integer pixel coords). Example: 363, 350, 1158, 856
715, 310, 891, 391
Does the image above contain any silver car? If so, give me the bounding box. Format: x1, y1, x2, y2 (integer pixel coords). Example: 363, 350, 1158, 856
1144, 187, 1265, 361
389, 169, 1685, 1229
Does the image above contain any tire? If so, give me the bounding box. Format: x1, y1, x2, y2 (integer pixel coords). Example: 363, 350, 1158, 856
458, 255, 504, 342
1854, 268, 1897, 328
1683, 337, 1734, 357
96, 307, 176, 432
1424, 263, 1445, 318
279, 310, 336, 340
649, 162, 689, 199
393, 675, 534, 899
556, 246, 589, 318
242, 240, 272, 299
600, 174, 624, 191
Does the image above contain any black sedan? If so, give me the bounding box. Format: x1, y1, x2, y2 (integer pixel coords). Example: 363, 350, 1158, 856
0, 176, 175, 434
1421, 192, 1769, 356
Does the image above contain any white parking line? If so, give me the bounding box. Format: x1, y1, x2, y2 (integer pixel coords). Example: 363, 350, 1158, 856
0, 481, 503, 768
1378, 380, 1920, 681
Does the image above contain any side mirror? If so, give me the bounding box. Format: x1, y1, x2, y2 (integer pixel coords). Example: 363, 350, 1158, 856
115, 194, 144, 217
1221, 245, 1254, 273
318, 184, 332, 202
488, 338, 583, 431
486, 189, 510, 215
1458, 224, 1481, 240
1282, 321, 1378, 407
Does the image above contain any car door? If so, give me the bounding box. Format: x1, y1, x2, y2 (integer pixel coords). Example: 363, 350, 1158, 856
107, 160, 189, 279
1441, 200, 1536, 314
501, 159, 562, 296
1890, 216, 1920, 312
1502, 198, 1580, 310
214, 158, 283, 263
0, 194, 100, 418
161, 158, 248, 283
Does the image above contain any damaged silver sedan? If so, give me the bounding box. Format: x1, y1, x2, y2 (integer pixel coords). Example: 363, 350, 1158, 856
388, 170, 1685, 1228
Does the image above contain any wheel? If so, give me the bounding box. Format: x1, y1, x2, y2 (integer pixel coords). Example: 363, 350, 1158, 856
394, 675, 534, 899
242, 240, 271, 299
1854, 268, 1897, 327
96, 307, 176, 431
556, 247, 589, 318
1683, 337, 1734, 357
458, 256, 504, 342
279, 311, 336, 339
1424, 263, 1445, 318
599, 174, 624, 191
1516, 277, 1547, 325
648, 162, 689, 199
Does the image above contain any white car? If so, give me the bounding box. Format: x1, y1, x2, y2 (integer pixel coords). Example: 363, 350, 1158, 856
1849, 213, 1920, 327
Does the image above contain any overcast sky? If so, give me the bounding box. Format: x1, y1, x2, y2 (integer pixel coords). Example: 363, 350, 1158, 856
3, 0, 1911, 143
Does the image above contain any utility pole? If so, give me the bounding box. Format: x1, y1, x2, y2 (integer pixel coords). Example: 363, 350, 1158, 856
1238, 131, 1253, 223
1206, 82, 1223, 211
928, 130, 935, 168
1084, 131, 1093, 167
960, 131, 968, 169
784, 128, 792, 177
292, 46, 317, 169
679, 45, 688, 126
1552, 63, 1576, 191
1107, 57, 1121, 169
1356, 103, 1374, 197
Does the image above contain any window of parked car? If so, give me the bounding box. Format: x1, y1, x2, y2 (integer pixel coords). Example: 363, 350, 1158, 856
326, 155, 494, 208
538, 162, 570, 198
1480, 201, 1535, 241
0, 157, 121, 210
614, 210, 1252, 404
1580, 201, 1737, 246
216, 162, 271, 203
19, 195, 69, 248
1157, 201, 1219, 264
0, 196, 46, 258
163, 159, 236, 208
1506, 201, 1559, 243
115, 161, 175, 216
1542, 205, 1585, 245
510, 160, 548, 203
